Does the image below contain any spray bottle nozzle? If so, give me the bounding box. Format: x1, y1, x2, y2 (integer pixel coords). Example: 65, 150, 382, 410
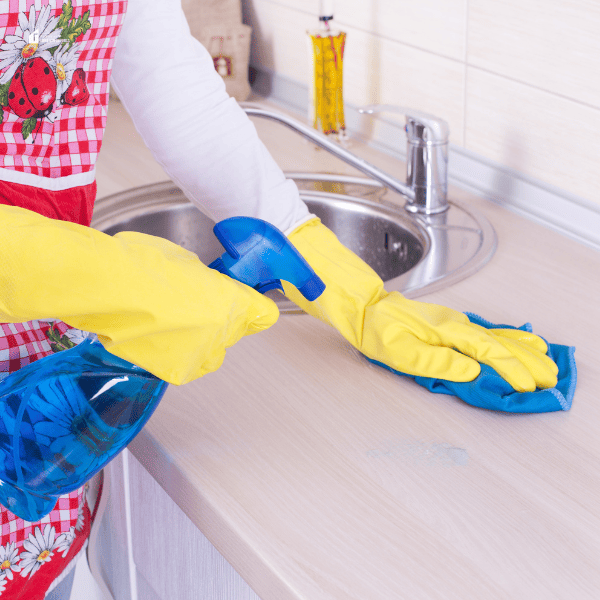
208, 217, 325, 301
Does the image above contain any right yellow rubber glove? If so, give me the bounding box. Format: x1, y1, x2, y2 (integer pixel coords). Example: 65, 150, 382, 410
0, 205, 278, 385
283, 218, 558, 393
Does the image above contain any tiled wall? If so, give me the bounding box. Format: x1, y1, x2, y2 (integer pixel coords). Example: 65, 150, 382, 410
242, 0, 600, 207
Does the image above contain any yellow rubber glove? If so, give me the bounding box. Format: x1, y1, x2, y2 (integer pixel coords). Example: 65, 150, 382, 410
0, 205, 278, 385
283, 218, 558, 393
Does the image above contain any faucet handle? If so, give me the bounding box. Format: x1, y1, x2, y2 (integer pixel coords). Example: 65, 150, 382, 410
358, 104, 449, 144
358, 104, 449, 214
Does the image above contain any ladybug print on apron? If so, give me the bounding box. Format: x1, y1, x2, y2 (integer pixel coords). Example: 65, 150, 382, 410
0, 1, 91, 140
0, 0, 128, 179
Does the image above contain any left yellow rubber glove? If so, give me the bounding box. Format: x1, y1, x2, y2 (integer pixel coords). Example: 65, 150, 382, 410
0, 205, 279, 385
283, 218, 558, 393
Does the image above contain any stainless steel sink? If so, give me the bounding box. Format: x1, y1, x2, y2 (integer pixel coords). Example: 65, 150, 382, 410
91, 175, 496, 313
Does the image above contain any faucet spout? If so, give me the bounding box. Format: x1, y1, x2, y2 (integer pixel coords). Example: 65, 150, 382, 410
240, 103, 416, 203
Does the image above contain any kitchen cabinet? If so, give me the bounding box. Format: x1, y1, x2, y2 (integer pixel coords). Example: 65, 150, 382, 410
97, 451, 261, 600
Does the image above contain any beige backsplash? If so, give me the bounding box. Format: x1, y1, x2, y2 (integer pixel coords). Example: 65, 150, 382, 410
182, 0, 242, 30
242, 0, 600, 209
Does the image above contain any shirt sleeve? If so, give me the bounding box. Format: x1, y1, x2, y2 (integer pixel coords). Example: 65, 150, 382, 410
109, 0, 310, 231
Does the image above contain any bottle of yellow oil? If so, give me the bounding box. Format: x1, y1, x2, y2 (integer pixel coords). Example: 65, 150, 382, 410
308, 1, 347, 139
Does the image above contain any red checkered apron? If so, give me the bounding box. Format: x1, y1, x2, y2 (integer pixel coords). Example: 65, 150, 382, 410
0, 0, 127, 181
0, 1, 129, 597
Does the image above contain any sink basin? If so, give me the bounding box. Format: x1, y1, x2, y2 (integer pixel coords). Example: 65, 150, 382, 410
91, 175, 496, 313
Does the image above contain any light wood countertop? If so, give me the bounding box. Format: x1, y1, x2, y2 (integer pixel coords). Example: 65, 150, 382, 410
95, 99, 600, 600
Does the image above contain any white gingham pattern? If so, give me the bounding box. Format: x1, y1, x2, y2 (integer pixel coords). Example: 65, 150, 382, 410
0, 487, 85, 545
0, 0, 128, 180
0, 319, 71, 379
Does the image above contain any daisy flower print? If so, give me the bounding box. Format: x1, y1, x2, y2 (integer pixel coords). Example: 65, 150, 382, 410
0, 1, 91, 140
50, 43, 79, 102
0, 542, 21, 580
56, 526, 75, 558
0, 4, 61, 84
19, 525, 60, 578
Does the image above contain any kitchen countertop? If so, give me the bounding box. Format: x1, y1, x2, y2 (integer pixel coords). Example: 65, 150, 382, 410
95, 98, 600, 600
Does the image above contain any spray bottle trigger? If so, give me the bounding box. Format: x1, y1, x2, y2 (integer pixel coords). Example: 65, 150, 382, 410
255, 280, 284, 295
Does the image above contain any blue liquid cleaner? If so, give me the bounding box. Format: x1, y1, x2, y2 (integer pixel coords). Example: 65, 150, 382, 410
0, 336, 168, 521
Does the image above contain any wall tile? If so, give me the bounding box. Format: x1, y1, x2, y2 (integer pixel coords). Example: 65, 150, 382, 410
468, 0, 600, 108
344, 30, 465, 144
244, 0, 600, 206
465, 68, 600, 203
247, 0, 465, 144
249, 0, 467, 60
251, 0, 319, 14
337, 0, 467, 61
246, 0, 314, 83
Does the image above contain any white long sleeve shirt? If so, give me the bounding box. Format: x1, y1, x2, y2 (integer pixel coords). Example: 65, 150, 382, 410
111, 0, 310, 231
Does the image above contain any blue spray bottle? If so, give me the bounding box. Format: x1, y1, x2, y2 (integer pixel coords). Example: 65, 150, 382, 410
0, 217, 324, 521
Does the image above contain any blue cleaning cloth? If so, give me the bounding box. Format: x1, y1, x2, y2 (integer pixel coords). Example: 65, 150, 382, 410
367, 313, 577, 414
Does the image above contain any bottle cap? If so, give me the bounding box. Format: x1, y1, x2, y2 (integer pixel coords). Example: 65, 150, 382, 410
319, 0, 334, 21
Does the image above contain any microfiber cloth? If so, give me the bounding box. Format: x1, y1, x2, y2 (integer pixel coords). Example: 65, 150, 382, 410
367, 313, 577, 414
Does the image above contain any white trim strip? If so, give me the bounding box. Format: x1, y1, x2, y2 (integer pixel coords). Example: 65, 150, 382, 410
0, 166, 96, 191
122, 449, 138, 600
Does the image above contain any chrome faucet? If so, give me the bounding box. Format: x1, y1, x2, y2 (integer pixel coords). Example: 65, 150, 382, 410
359, 105, 449, 214
240, 103, 449, 214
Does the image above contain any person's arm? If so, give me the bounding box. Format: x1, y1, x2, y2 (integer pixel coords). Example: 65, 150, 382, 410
0, 204, 278, 385
110, 0, 309, 231
109, 0, 559, 393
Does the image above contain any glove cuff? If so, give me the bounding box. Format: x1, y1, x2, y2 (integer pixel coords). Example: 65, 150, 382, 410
284, 214, 320, 237
283, 218, 388, 349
